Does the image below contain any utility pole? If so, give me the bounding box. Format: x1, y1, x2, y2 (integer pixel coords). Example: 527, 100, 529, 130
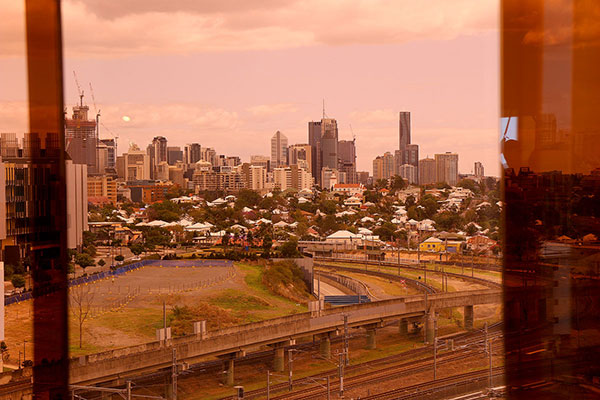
163, 301, 167, 340
172, 348, 177, 400
343, 314, 350, 366
338, 352, 344, 398
288, 349, 293, 391
126, 381, 132, 400
326, 376, 331, 400
266, 371, 270, 400
433, 338, 437, 380
488, 338, 493, 393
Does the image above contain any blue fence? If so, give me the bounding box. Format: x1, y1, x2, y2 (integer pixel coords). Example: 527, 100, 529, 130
4, 259, 234, 306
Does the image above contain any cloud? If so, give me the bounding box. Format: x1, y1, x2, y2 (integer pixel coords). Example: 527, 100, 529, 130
0, 0, 497, 58
349, 109, 397, 125
246, 103, 299, 118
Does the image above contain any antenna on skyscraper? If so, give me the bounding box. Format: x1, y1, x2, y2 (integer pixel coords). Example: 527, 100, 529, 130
322, 99, 325, 119
349, 124, 356, 142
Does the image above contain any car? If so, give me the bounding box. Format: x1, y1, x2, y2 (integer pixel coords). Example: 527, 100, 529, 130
132, 256, 141, 261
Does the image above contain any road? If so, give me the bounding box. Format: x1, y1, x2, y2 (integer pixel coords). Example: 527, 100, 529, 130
313, 279, 346, 296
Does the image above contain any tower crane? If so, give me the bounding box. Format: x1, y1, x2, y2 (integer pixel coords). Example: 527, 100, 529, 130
89, 81, 119, 156
72, 70, 84, 106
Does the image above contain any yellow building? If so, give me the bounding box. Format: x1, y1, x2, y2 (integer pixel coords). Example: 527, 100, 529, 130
88, 175, 117, 205
419, 237, 445, 252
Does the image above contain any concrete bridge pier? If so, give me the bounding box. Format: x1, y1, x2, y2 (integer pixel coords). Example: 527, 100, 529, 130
269, 341, 292, 372
425, 312, 436, 343
464, 305, 474, 330
365, 326, 377, 350
399, 318, 408, 335
218, 351, 245, 386
318, 333, 331, 359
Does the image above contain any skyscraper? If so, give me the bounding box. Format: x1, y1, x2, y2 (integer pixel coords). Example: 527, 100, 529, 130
320, 118, 338, 170
184, 143, 201, 165
100, 138, 116, 170
338, 139, 357, 184
308, 121, 322, 184
288, 144, 312, 173
435, 152, 459, 186
65, 104, 98, 172
474, 161, 485, 177
167, 146, 183, 165
147, 136, 167, 179
399, 111, 411, 161
271, 131, 288, 168
419, 157, 436, 185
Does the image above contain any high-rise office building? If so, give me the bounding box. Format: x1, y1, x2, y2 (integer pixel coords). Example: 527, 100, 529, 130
250, 155, 270, 171
147, 136, 167, 179
117, 143, 151, 181
338, 139, 357, 184
320, 118, 338, 170
288, 144, 312, 173
100, 138, 116, 169
167, 146, 183, 165
474, 161, 484, 177
435, 152, 459, 186
65, 104, 98, 172
399, 164, 418, 184
419, 157, 436, 185
373, 152, 395, 181
184, 143, 202, 165
270, 131, 288, 168
399, 111, 411, 160
200, 147, 217, 166
308, 121, 322, 183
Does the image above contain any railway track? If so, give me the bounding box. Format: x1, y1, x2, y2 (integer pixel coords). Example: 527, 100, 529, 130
316, 259, 501, 290
361, 367, 505, 400
221, 323, 503, 400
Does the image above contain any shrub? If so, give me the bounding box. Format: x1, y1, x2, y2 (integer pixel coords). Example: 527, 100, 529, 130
11, 274, 25, 288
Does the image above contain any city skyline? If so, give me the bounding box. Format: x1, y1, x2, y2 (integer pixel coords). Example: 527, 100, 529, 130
2, 0, 499, 176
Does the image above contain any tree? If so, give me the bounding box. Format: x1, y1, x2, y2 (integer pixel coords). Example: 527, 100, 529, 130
221, 233, 230, 248
262, 235, 273, 252
97, 259, 106, 267
280, 238, 301, 258
69, 284, 94, 349
83, 244, 97, 257
390, 175, 407, 191
235, 189, 262, 209
74, 253, 95, 272
114, 255, 125, 262
11, 275, 25, 288
129, 243, 144, 256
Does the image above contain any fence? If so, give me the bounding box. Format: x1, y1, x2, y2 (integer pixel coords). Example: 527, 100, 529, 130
5, 259, 234, 306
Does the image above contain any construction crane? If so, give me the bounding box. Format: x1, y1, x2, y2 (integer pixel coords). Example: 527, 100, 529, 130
349, 124, 356, 143
89, 81, 119, 156
72, 70, 84, 106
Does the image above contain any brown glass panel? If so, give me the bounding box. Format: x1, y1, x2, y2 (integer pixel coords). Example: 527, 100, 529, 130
25, 0, 69, 396
502, 0, 600, 397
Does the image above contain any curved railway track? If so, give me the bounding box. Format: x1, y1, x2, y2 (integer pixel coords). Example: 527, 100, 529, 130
316, 258, 501, 290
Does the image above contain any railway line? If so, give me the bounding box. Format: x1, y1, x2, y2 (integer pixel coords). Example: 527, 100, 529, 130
315, 258, 502, 290
220, 323, 503, 400
360, 367, 505, 400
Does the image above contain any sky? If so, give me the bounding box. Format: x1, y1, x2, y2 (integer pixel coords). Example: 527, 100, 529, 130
1, 0, 500, 175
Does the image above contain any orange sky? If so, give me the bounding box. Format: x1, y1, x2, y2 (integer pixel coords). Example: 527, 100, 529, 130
1, 0, 500, 175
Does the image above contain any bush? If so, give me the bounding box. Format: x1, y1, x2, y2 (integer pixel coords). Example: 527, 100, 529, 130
11, 274, 25, 288
262, 260, 309, 302
279, 238, 301, 258
114, 255, 125, 262
97, 259, 106, 267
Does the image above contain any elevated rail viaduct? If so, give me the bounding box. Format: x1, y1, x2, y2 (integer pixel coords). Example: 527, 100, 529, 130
69, 289, 500, 385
